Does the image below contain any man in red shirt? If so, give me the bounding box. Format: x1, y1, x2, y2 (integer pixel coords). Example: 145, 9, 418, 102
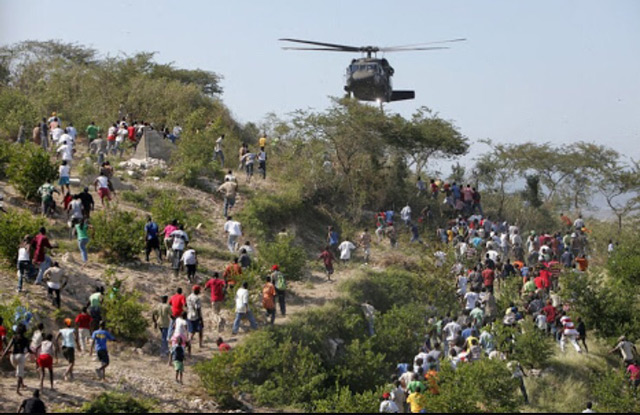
482, 266, 495, 294
74, 307, 92, 353
204, 272, 226, 315
542, 300, 556, 334
32, 227, 54, 285
168, 287, 186, 339
0, 316, 6, 353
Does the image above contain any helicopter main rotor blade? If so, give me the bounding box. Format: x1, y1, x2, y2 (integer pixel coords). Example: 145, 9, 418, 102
282, 47, 361, 52
383, 38, 467, 49
279, 38, 361, 52
381, 46, 451, 52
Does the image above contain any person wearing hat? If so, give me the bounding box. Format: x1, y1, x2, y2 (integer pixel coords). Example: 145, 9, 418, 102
379, 391, 399, 413
56, 318, 79, 381
187, 285, 204, 350
271, 265, 286, 316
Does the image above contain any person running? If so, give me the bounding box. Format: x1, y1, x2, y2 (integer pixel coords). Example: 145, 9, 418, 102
231, 282, 258, 335
144, 216, 162, 263
17, 235, 32, 293
205, 272, 226, 329
609, 335, 638, 366
262, 276, 277, 325
152, 295, 172, 356
74, 307, 92, 353
271, 265, 287, 316
241, 149, 256, 183
217, 177, 238, 218
168, 288, 187, 340
169, 336, 185, 384
257, 148, 267, 179
17, 389, 46, 413
213, 134, 225, 166
38, 181, 59, 217
90, 322, 116, 381
0, 323, 31, 395
42, 262, 68, 309
318, 246, 335, 281
338, 238, 356, 264
36, 333, 55, 390
93, 173, 112, 208
86, 121, 100, 149
576, 317, 588, 353
74, 218, 91, 264
162, 220, 179, 261
77, 187, 94, 219
58, 160, 71, 194
87, 287, 104, 333
560, 312, 582, 353
327, 226, 339, 255
182, 248, 198, 282
223, 216, 242, 253
187, 286, 204, 352
359, 229, 372, 264
56, 318, 79, 381
170, 226, 189, 277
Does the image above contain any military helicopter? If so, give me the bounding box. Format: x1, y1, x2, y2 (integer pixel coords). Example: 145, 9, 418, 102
279, 37, 465, 103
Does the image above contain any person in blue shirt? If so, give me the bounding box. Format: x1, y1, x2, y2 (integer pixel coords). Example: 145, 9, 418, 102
452, 182, 461, 202
145, 216, 162, 263
327, 226, 339, 254
90, 322, 115, 381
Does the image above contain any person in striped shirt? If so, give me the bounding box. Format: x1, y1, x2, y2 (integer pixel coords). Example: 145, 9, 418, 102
559, 311, 582, 353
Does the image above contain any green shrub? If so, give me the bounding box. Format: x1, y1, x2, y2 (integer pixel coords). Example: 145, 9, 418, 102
420, 359, 520, 413
312, 385, 382, 413
196, 351, 243, 409
0, 89, 39, 139
0, 297, 26, 337
0, 208, 45, 266
589, 368, 640, 412
0, 141, 12, 178
80, 391, 154, 413
512, 320, 554, 369
258, 235, 307, 281
102, 275, 149, 343
6, 143, 58, 201
91, 210, 144, 262
170, 130, 222, 188
237, 187, 305, 239
150, 191, 189, 227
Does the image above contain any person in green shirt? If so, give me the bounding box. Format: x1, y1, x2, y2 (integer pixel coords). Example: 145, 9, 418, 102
522, 277, 537, 296
88, 286, 104, 332
74, 218, 91, 263
86, 122, 100, 148
406, 373, 427, 394
469, 306, 484, 326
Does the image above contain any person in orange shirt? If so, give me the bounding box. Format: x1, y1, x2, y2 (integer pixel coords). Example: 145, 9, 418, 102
575, 255, 589, 272
262, 276, 277, 325
223, 258, 242, 287
560, 213, 572, 228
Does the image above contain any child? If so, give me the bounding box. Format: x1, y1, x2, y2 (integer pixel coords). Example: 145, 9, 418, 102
169, 336, 185, 384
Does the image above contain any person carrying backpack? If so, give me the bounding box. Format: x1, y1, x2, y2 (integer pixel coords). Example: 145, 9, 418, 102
271, 265, 286, 316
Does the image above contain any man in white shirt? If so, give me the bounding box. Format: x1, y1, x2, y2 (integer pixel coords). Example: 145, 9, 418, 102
214, 134, 225, 167
94, 174, 112, 207
172, 124, 182, 140
338, 239, 356, 263
231, 282, 258, 334
57, 141, 73, 168
464, 290, 479, 310
223, 216, 242, 253
400, 204, 412, 226
66, 124, 77, 142
51, 126, 64, 145
170, 226, 189, 275
443, 319, 461, 346
186, 286, 203, 350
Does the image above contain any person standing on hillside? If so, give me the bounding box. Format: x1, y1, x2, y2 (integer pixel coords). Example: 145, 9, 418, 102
187, 286, 204, 351
169, 336, 185, 385
213, 134, 225, 167
559, 312, 582, 353
205, 272, 226, 331
167, 288, 187, 340
257, 148, 267, 179
32, 123, 41, 146
39, 118, 49, 151
144, 216, 162, 263
94, 173, 113, 208
0, 323, 31, 395
223, 216, 242, 253
42, 261, 68, 309
217, 177, 238, 218
400, 203, 412, 227
162, 220, 179, 261
74, 218, 91, 264
181, 248, 198, 282
169, 225, 189, 276
271, 265, 287, 316
238, 142, 247, 171
231, 282, 258, 335
38, 181, 59, 217
56, 318, 79, 381
90, 322, 116, 381
36, 333, 55, 390
338, 238, 356, 264
152, 295, 171, 356
262, 276, 277, 325
77, 187, 94, 219
609, 335, 638, 366
241, 149, 256, 183
327, 226, 339, 256
259, 133, 267, 151
88, 287, 104, 333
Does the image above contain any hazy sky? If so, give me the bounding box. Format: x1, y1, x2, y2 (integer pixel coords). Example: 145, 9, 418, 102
2, 0, 639, 163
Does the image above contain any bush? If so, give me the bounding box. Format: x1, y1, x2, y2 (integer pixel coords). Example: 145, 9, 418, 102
0, 297, 27, 337
312, 385, 382, 413
0, 208, 45, 266
511, 320, 554, 369
0, 89, 38, 139
91, 210, 144, 262
196, 352, 243, 409
589, 368, 640, 412
6, 143, 58, 201
102, 274, 149, 343
258, 235, 307, 281
150, 191, 189, 227
80, 391, 154, 413
170, 129, 222, 188
420, 359, 520, 413
237, 187, 306, 239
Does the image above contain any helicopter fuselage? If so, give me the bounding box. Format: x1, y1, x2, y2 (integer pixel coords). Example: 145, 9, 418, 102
344, 58, 393, 102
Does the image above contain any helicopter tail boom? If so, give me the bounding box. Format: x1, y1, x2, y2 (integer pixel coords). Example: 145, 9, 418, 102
390, 90, 415, 102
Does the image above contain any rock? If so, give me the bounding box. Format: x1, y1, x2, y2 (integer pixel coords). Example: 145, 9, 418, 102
61, 252, 74, 263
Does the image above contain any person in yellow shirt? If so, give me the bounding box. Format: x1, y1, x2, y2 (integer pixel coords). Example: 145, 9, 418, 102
406, 391, 425, 413
259, 134, 267, 150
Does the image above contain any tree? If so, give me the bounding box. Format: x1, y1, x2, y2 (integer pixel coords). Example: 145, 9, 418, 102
596, 159, 640, 230
474, 139, 519, 217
